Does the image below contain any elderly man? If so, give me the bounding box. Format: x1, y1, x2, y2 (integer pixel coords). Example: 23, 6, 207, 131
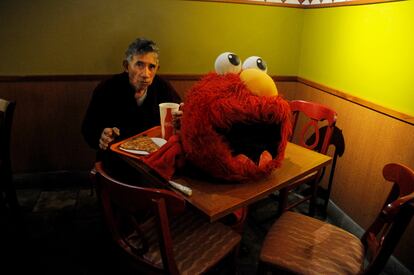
82, 38, 181, 152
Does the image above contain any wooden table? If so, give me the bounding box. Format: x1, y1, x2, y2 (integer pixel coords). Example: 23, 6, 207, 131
111, 127, 332, 222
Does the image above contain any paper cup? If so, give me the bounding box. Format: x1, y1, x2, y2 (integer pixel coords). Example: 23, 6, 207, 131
159, 103, 180, 140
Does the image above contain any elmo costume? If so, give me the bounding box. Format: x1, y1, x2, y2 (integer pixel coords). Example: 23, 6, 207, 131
145, 52, 291, 182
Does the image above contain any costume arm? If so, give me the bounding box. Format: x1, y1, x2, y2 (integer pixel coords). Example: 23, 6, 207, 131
144, 135, 184, 180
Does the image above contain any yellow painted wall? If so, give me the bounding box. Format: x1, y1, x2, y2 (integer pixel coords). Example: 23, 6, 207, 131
299, 0, 414, 116
0, 0, 302, 75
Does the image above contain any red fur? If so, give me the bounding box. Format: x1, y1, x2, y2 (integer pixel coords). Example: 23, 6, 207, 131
181, 72, 292, 181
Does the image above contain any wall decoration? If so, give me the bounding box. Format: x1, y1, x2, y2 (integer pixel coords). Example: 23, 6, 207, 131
195, 0, 401, 8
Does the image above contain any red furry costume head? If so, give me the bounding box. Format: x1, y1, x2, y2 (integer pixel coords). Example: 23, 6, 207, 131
180, 72, 291, 181
145, 53, 291, 182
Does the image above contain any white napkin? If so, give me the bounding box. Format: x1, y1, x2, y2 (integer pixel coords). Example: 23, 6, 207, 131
169, 181, 192, 196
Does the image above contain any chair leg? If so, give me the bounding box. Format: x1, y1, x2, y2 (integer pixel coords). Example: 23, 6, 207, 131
322, 192, 330, 217
256, 261, 268, 275
229, 244, 240, 275
308, 181, 318, 217
0, 192, 7, 214
322, 157, 338, 217
257, 261, 264, 275
3, 175, 21, 216
230, 207, 248, 234
278, 189, 289, 216
1, 190, 21, 222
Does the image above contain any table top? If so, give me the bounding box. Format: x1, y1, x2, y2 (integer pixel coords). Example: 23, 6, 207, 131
111, 127, 332, 222
172, 142, 331, 222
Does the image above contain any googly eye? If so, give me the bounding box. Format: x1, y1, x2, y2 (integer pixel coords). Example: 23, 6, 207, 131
214, 52, 242, 75
242, 56, 267, 73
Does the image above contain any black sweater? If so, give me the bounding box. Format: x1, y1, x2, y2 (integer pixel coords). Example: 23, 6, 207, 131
81, 72, 181, 150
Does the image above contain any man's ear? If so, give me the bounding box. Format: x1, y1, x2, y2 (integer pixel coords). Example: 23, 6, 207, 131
122, 60, 129, 72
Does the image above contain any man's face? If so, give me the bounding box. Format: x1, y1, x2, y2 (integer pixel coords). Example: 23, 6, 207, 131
124, 52, 159, 92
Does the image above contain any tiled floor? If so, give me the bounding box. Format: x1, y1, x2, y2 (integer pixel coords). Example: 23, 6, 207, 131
2, 171, 412, 275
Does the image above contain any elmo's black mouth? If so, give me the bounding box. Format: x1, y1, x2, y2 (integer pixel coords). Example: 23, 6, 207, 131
216, 122, 282, 164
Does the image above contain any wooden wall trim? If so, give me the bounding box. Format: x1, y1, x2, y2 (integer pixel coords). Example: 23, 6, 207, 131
0, 74, 297, 82
297, 77, 414, 126
0, 75, 109, 82
1, 74, 412, 125
167, 74, 296, 82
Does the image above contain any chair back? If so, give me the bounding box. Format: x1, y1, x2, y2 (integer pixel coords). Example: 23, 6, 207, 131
93, 161, 186, 274
0, 98, 18, 213
362, 163, 414, 275
307, 125, 345, 215
289, 100, 337, 155
276, 100, 338, 216
0, 99, 15, 167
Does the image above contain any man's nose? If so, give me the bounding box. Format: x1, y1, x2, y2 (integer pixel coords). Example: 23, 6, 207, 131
141, 66, 150, 77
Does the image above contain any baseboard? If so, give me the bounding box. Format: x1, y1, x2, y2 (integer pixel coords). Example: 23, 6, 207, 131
327, 201, 413, 275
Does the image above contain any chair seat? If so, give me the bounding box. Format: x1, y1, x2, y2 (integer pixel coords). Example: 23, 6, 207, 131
126, 209, 241, 274
260, 211, 364, 275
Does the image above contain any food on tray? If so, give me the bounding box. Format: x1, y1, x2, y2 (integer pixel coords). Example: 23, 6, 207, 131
120, 136, 160, 153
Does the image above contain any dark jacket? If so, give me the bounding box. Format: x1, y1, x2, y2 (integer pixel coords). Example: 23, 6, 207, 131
82, 72, 181, 150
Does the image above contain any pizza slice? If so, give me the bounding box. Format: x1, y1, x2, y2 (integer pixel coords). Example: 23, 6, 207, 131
120, 136, 160, 153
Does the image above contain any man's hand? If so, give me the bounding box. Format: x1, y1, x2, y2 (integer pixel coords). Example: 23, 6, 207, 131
172, 103, 184, 132
99, 127, 120, 150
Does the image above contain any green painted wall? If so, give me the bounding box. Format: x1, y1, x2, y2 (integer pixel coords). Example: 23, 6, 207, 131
0, 0, 302, 75
299, 0, 414, 116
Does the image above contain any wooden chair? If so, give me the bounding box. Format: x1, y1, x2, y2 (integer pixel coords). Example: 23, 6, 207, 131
258, 163, 414, 275
92, 161, 241, 275
306, 125, 345, 217
0, 98, 19, 215
278, 100, 337, 216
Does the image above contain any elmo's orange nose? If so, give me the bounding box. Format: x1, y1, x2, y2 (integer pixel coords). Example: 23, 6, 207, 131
240, 68, 278, 97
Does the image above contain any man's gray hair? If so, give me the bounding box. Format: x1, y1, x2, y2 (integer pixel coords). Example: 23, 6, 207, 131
124, 38, 159, 63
